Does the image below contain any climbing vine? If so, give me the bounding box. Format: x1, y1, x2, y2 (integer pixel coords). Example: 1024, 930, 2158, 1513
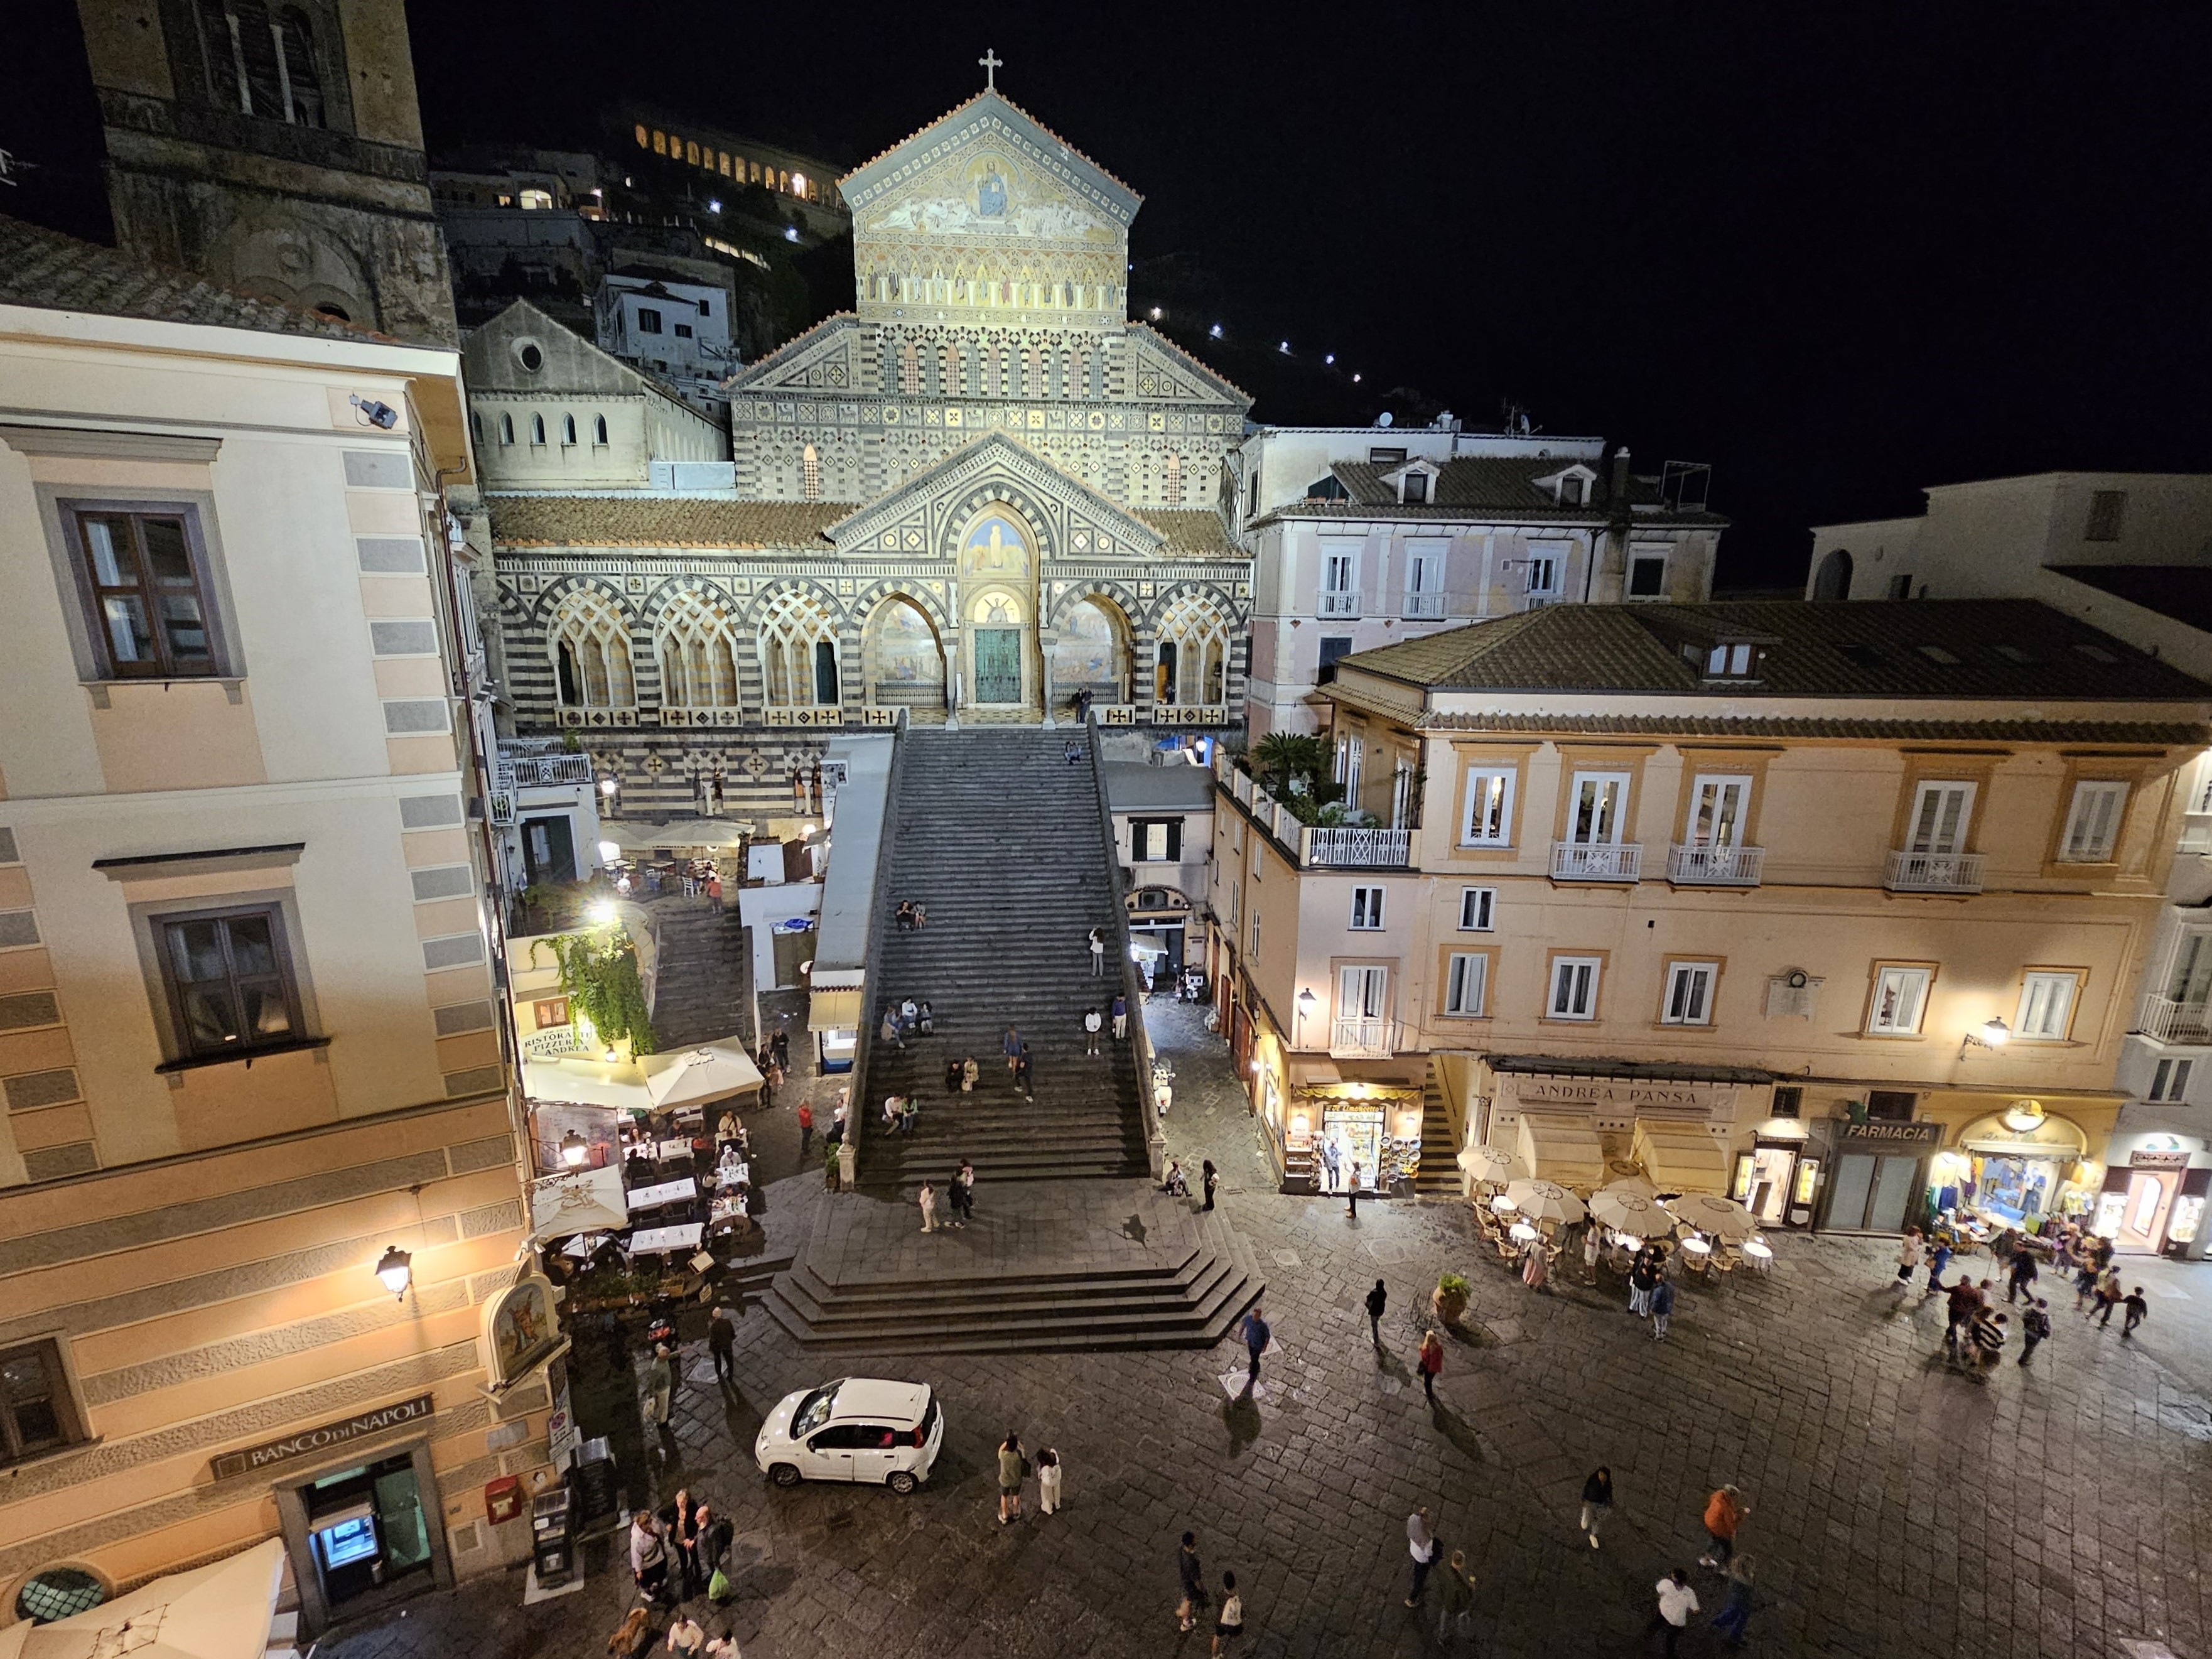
532, 927, 657, 1056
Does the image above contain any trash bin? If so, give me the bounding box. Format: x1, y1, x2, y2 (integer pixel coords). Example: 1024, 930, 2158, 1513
571, 1437, 618, 1526
531, 1488, 575, 1587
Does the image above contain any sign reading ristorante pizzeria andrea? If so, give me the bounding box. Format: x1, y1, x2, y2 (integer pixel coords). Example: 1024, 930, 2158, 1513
210, 1393, 435, 1481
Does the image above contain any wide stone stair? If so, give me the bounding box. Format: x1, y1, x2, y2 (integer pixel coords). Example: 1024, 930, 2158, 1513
642, 894, 748, 1049
857, 727, 1148, 1186
1415, 1067, 1460, 1196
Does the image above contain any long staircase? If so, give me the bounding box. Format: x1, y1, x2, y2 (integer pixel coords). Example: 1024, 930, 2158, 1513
763, 727, 1261, 1354
857, 727, 1148, 1186
1413, 1066, 1461, 1197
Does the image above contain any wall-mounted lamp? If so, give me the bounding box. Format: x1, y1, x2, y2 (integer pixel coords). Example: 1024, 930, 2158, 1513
1960, 1017, 2010, 1059
2002, 1098, 2047, 1134
589, 900, 618, 927
375, 1245, 414, 1300
559, 1129, 588, 1168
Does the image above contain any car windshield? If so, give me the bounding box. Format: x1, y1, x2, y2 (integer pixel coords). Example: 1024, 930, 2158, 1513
790, 1381, 842, 1437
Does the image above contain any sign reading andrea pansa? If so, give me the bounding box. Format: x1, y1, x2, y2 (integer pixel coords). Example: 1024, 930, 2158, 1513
210, 1393, 436, 1480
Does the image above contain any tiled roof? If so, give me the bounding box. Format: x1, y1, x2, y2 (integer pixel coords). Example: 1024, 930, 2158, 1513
487, 495, 851, 549
841, 90, 1139, 200
1103, 761, 1215, 812
1136, 509, 1239, 555
0, 213, 389, 343
726, 312, 857, 387
1395, 709, 2209, 745
1250, 455, 1726, 529
1128, 322, 1252, 406
1340, 599, 2212, 701
2047, 565, 2212, 635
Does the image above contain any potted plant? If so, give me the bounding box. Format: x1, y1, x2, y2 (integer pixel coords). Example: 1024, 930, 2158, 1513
1433, 1272, 1471, 1327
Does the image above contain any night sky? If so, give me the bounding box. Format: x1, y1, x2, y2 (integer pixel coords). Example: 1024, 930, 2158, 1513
11, 5, 2211, 588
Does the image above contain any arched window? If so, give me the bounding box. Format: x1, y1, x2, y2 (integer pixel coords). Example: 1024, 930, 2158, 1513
530, 413, 546, 445
899, 340, 920, 396
758, 590, 839, 707
939, 342, 958, 394
686, 140, 701, 166
469, 411, 482, 445
1156, 593, 1229, 707
1022, 347, 1042, 396
278, 9, 323, 125
656, 591, 741, 708
562, 413, 577, 445
718, 151, 731, 176
1813, 548, 1853, 602
1165, 452, 1184, 506
801, 443, 821, 500
1073, 349, 1091, 397
548, 590, 635, 708
499, 413, 514, 445
593, 413, 609, 445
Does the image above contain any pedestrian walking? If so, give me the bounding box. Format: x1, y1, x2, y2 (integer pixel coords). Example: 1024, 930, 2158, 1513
1211, 1571, 1244, 1655
1087, 927, 1106, 976
642, 1343, 674, 1430
919, 1181, 939, 1233
708, 1305, 737, 1390
2019, 1296, 2051, 1366
1036, 1447, 1062, 1515
1365, 1278, 1388, 1349
1417, 1328, 1444, 1402
666, 1614, 708, 1658
1709, 1556, 1756, 1648
1202, 1159, 1219, 1212
949, 1159, 974, 1226
1404, 1507, 1438, 1606
1319, 1136, 1341, 1194
1582, 1222, 1602, 1283
630, 1510, 669, 1604
1175, 1532, 1207, 1633
1003, 1025, 1022, 1076
1346, 1160, 1362, 1219
1523, 1238, 1550, 1293
669, 1489, 699, 1597
1084, 1007, 1103, 1056
797, 1101, 814, 1158
2007, 1245, 2039, 1303
2093, 1266, 2123, 1324
1894, 1226, 1923, 1289
1438, 1548, 1474, 1646
961, 1056, 979, 1093
1646, 1569, 1700, 1657
1698, 1485, 1748, 1569
1628, 1251, 1660, 1318
1925, 1236, 1954, 1294
996, 1432, 1026, 1523
772, 1027, 789, 1072
1579, 1466, 1612, 1549
1650, 1275, 1676, 1341
2121, 1285, 2149, 1336
1241, 1305, 1270, 1386
1943, 1277, 1979, 1354
1014, 1044, 1033, 1097
1112, 992, 1128, 1040
693, 1502, 729, 1596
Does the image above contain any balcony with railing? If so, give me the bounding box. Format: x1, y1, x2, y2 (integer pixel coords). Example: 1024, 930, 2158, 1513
1551, 842, 1643, 882
1330, 1016, 1398, 1059
1300, 826, 1413, 868
1317, 590, 1362, 619
1885, 849, 1986, 893
1666, 843, 1766, 885
2137, 993, 2212, 1046
496, 751, 595, 789
1401, 592, 1446, 619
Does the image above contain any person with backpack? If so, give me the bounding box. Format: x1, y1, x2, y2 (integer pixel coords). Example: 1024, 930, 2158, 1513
996, 1432, 1027, 1525
2019, 1297, 2052, 1366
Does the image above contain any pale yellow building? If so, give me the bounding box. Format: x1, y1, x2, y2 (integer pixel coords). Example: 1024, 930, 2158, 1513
0, 215, 546, 1635
1206, 599, 2212, 1238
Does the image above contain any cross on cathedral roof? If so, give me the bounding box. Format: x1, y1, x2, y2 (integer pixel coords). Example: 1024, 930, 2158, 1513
979, 48, 1002, 90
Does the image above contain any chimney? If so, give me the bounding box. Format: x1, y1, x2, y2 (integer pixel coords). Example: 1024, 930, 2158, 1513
1610, 446, 1631, 500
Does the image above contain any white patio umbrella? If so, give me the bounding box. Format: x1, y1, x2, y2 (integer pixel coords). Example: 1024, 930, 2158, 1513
1667, 1192, 1761, 1242
1504, 1178, 1588, 1225
0, 1538, 285, 1659
640, 1040, 763, 1111
1459, 1143, 1526, 1185
529, 1165, 630, 1241
1589, 1185, 1677, 1240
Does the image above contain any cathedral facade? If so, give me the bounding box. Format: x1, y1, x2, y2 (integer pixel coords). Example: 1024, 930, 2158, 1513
485, 89, 1254, 822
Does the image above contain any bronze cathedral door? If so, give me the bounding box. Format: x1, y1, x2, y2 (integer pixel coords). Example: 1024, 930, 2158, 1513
974, 627, 1022, 704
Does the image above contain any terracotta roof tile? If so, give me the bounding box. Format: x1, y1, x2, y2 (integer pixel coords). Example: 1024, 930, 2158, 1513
1134, 509, 1239, 555
0, 213, 392, 343
487, 495, 851, 549
1251, 454, 1725, 529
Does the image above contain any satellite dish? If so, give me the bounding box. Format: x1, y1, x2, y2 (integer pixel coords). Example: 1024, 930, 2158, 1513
1377, 411, 1394, 428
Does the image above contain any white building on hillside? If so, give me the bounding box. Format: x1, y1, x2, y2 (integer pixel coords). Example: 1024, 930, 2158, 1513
593, 271, 739, 414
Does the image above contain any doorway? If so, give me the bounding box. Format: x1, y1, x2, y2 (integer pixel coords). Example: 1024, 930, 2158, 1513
279, 1444, 448, 1633
974, 627, 1022, 703
1825, 1150, 1924, 1233
522, 815, 577, 885
2113, 1168, 2178, 1253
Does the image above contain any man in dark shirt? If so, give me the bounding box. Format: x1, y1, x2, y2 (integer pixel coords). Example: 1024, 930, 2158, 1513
1365, 1279, 1388, 1351
708, 1305, 738, 1390
2121, 1287, 2149, 1337
1175, 1532, 1207, 1633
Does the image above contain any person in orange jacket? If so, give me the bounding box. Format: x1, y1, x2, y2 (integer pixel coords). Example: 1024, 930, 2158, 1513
1698, 1484, 1749, 1569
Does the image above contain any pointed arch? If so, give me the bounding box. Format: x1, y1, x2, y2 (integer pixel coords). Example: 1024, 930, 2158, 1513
899, 338, 921, 396
655, 590, 741, 708
1165, 451, 1184, 507
861, 594, 946, 707
1155, 591, 1229, 707
801, 443, 821, 500
758, 588, 839, 708
548, 588, 635, 709
1053, 592, 1131, 708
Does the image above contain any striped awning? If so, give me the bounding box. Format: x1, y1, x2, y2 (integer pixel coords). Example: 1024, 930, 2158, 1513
1632, 1120, 1732, 1196
1516, 1113, 1607, 1191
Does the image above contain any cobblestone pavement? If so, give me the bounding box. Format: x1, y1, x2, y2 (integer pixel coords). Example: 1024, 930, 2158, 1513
325, 995, 2212, 1659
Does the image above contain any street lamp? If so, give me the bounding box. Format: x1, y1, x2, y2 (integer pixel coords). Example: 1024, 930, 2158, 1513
1960, 1017, 2010, 1059
1297, 987, 1315, 1045
559, 1129, 588, 1168
374, 1245, 413, 1301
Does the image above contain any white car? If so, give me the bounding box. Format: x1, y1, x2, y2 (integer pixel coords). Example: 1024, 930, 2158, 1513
753, 1377, 943, 1494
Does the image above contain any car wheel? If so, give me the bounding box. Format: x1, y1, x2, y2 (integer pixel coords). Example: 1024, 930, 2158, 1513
769, 1463, 802, 1489
887, 1469, 918, 1495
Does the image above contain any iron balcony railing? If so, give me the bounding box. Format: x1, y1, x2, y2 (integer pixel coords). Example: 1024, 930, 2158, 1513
1551, 842, 1643, 882
496, 753, 594, 789
1302, 826, 1413, 868
1885, 849, 1986, 893
1317, 591, 1362, 618
1666, 843, 1766, 885
1330, 1016, 1398, 1059
1401, 592, 1447, 619
2137, 993, 2212, 1045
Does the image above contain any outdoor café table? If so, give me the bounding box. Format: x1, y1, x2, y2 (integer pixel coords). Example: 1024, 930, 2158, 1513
625, 1177, 698, 1213
1509, 1221, 1540, 1245
657, 1138, 693, 1161
1489, 1194, 1519, 1213
1741, 1238, 1775, 1272
1680, 1236, 1713, 1275
628, 1223, 704, 1255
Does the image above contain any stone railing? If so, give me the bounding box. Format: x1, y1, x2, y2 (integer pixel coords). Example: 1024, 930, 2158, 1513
1302, 826, 1413, 868
1885, 849, 1985, 893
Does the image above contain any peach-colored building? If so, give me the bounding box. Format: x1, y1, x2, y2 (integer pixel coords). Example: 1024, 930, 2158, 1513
1206, 598, 2211, 1241
0, 217, 545, 1634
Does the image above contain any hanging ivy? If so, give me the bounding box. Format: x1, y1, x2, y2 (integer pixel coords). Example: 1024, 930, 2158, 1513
533, 927, 657, 1056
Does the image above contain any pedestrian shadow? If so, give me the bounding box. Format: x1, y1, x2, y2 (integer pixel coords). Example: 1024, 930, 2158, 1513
1222, 1388, 1263, 1458
1121, 1213, 1149, 1244
1427, 1398, 1487, 1466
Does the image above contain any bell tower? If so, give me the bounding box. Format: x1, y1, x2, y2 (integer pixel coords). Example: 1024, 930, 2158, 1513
73, 0, 457, 343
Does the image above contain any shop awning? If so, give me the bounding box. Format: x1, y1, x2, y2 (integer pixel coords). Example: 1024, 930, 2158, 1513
640, 1040, 762, 1110
1632, 1120, 1732, 1196
530, 1165, 629, 1241
809, 986, 863, 1032
1958, 1111, 2090, 1157
1517, 1113, 1607, 1190
521, 1053, 651, 1111
0, 1537, 286, 1659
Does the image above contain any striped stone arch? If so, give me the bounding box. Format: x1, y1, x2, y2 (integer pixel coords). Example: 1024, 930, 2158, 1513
542, 580, 640, 711
855, 578, 950, 634
639, 573, 745, 626
931, 487, 1055, 566
1047, 578, 1141, 630
741, 576, 844, 631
